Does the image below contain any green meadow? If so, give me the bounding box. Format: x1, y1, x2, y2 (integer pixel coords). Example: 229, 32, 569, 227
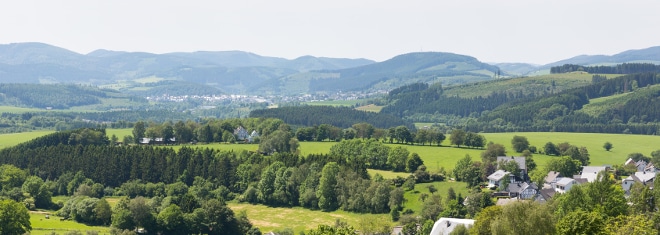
0, 130, 54, 149
227, 202, 389, 234
29, 212, 111, 235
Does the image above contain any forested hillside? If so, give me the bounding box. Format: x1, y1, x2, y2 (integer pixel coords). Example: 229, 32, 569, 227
306, 52, 500, 92
0, 83, 147, 109
380, 72, 660, 135
550, 63, 660, 74
249, 106, 411, 129
477, 73, 660, 133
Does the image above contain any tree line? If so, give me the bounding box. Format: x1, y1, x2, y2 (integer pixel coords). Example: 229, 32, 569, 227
249, 105, 412, 129
550, 63, 660, 74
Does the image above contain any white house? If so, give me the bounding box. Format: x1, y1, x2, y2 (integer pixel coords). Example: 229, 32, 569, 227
487, 170, 510, 188
555, 178, 576, 194
622, 171, 656, 193
429, 218, 475, 235
578, 166, 609, 183
248, 130, 260, 142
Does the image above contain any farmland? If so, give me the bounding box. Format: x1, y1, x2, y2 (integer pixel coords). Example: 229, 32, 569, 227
4, 129, 660, 234
7, 130, 660, 172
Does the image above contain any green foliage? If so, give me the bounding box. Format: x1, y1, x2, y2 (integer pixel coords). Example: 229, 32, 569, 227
250, 105, 410, 129
604, 214, 657, 235
317, 162, 340, 211
0, 199, 31, 234
555, 209, 605, 235
490, 202, 555, 235
511, 135, 530, 153
471, 205, 502, 235
603, 141, 613, 151
258, 130, 299, 154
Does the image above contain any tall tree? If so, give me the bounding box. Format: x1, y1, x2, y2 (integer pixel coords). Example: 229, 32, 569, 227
511, 136, 530, 153
317, 162, 340, 211
450, 129, 466, 147
132, 121, 146, 144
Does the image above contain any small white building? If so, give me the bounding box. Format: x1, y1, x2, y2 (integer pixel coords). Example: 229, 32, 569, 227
578, 166, 608, 183
622, 171, 656, 193
555, 178, 576, 194
429, 218, 475, 235
487, 170, 510, 188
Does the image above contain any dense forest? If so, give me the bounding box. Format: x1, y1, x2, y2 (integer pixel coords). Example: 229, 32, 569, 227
550, 63, 660, 74
249, 105, 412, 129
0, 84, 110, 109
381, 82, 532, 118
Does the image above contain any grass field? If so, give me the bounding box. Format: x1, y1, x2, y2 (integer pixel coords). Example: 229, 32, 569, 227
355, 104, 384, 113
403, 181, 469, 213
368, 169, 412, 179
29, 212, 111, 235
0, 130, 54, 149
0, 105, 48, 113
227, 202, 389, 234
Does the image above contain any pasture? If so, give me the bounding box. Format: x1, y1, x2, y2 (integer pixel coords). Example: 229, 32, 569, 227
355, 104, 384, 113
227, 202, 390, 234
0, 130, 54, 149
29, 212, 111, 235
403, 181, 470, 213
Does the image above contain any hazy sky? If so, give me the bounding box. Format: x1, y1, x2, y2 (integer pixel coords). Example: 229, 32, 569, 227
2, 0, 659, 64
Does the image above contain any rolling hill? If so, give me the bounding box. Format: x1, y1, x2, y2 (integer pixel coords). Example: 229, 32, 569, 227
0, 42, 374, 94
496, 46, 660, 75
258, 52, 502, 94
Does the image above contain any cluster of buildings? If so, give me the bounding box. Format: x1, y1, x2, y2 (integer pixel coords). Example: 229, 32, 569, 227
485, 155, 658, 207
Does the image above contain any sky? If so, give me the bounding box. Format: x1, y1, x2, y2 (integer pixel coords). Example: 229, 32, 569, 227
1, 0, 659, 64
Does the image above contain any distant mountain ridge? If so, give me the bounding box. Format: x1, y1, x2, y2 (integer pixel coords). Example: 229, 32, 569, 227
1, 42, 659, 94
0, 42, 375, 93
495, 46, 660, 75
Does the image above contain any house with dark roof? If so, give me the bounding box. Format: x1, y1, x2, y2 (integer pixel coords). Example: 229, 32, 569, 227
506, 182, 538, 199
537, 188, 556, 202
497, 156, 528, 181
